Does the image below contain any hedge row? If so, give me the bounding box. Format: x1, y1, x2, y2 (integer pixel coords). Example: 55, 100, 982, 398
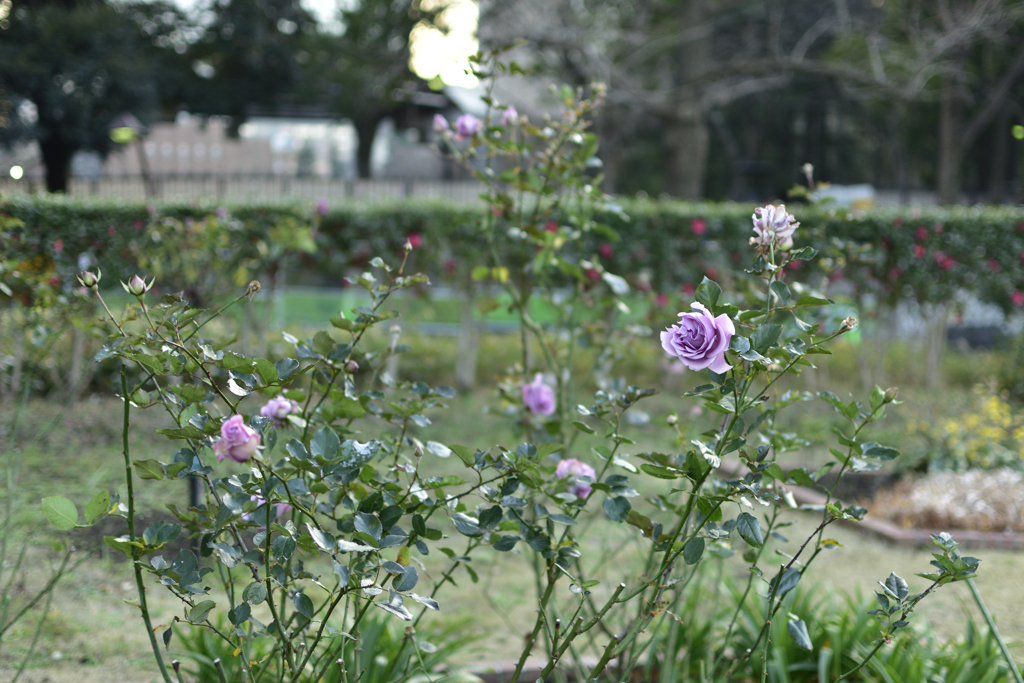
2, 195, 1023, 314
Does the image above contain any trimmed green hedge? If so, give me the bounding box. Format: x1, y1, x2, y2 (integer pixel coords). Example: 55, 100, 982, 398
3, 195, 1023, 313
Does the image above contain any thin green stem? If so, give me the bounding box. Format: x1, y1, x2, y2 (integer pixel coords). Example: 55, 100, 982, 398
967, 578, 1024, 683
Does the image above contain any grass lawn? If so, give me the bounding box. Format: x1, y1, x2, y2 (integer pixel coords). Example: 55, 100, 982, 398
2, 372, 1021, 679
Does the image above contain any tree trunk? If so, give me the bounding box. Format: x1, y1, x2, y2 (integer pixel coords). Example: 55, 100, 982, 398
937, 74, 962, 205
988, 105, 1011, 204
455, 277, 479, 391
38, 135, 75, 193
661, 0, 710, 199
353, 114, 381, 179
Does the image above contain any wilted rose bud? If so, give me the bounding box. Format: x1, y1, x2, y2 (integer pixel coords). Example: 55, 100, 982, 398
122, 274, 153, 297
77, 269, 101, 291
345, 360, 359, 374
883, 387, 898, 403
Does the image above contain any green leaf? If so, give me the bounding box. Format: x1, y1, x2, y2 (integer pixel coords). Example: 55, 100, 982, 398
354, 512, 382, 541
795, 295, 833, 307
275, 358, 300, 381
750, 324, 782, 353
393, 566, 419, 592
683, 537, 705, 565
735, 512, 764, 548
451, 513, 483, 537
448, 444, 477, 467
694, 277, 722, 313
770, 281, 791, 306
536, 443, 564, 458
84, 490, 110, 524
787, 618, 812, 650
293, 593, 314, 619
243, 582, 268, 605
571, 421, 595, 434
306, 524, 335, 551
786, 468, 817, 488
311, 427, 341, 460
134, 459, 165, 480
602, 496, 631, 523
188, 600, 216, 624
254, 358, 279, 384
155, 426, 206, 440
640, 464, 680, 479
41, 496, 78, 531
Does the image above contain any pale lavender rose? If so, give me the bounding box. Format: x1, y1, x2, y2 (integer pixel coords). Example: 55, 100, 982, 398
432, 114, 449, 133
213, 414, 260, 463
500, 105, 518, 126
522, 374, 556, 416
316, 198, 328, 216
750, 204, 799, 253
260, 396, 300, 424
555, 458, 596, 499
454, 113, 482, 140
661, 302, 736, 373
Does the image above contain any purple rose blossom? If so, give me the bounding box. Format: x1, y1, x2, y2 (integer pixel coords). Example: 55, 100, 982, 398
500, 105, 518, 126
454, 113, 482, 140
213, 414, 260, 463
522, 374, 556, 416
432, 114, 449, 133
316, 198, 328, 216
750, 204, 799, 253
260, 396, 300, 424
555, 458, 596, 499
661, 302, 736, 373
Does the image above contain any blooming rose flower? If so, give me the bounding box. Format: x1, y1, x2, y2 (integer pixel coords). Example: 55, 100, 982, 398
500, 105, 518, 126
213, 414, 260, 463
432, 114, 449, 133
555, 458, 596, 498
690, 218, 707, 236
661, 302, 735, 373
260, 396, 300, 424
522, 374, 556, 416
454, 114, 481, 140
1013, 291, 1024, 308
750, 204, 798, 253
913, 245, 925, 259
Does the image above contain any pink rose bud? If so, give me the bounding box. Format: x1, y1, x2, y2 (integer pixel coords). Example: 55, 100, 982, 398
454, 114, 481, 140
432, 114, 449, 133
77, 269, 101, 291
555, 458, 596, 499
661, 303, 735, 373
260, 396, 300, 423
500, 105, 518, 126
122, 274, 153, 296
522, 374, 556, 416
345, 360, 359, 374
213, 414, 260, 463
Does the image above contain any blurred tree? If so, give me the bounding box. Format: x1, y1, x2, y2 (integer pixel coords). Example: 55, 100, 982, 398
183, 0, 316, 134
296, 0, 443, 178
0, 0, 164, 192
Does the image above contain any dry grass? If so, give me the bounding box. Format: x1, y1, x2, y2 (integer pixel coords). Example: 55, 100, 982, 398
873, 468, 1024, 532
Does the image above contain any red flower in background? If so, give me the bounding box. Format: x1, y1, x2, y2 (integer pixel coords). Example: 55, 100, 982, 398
989, 259, 1000, 271
53, 240, 63, 255
690, 218, 707, 236
1013, 291, 1024, 307
655, 292, 668, 307
705, 267, 718, 280
406, 233, 423, 249
108, 225, 117, 237
912, 245, 926, 259
598, 243, 613, 259
545, 221, 558, 233
915, 227, 928, 241
682, 283, 695, 297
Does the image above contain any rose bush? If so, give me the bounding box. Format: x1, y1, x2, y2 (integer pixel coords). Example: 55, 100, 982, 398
35, 48, 1006, 683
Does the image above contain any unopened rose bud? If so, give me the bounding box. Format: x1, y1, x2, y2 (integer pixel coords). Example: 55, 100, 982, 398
883, 387, 898, 403
404, 239, 413, 253
77, 269, 101, 291
122, 274, 153, 297
837, 316, 858, 333
666, 414, 678, 425
345, 360, 359, 374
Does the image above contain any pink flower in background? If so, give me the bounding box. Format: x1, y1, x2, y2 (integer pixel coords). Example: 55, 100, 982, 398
545, 221, 559, 233
213, 415, 260, 463
454, 113, 481, 140
599, 243, 613, 258
555, 459, 596, 498
432, 114, 449, 133
316, 198, 329, 216
915, 227, 928, 241
661, 302, 735, 373
656, 292, 668, 307
522, 374, 556, 416
989, 259, 1000, 271
787, 260, 802, 271
107, 225, 117, 236
406, 233, 423, 249
500, 105, 518, 126
682, 283, 695, 297
53, 240, 63, 255
1013, 291, 1024, 308
690, 218, 707, 236
913, 245, 926, 259
705, 267, 718, 280
934, 223, 944, 234
260, 396, 300, 424
243, 495, 292, 525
